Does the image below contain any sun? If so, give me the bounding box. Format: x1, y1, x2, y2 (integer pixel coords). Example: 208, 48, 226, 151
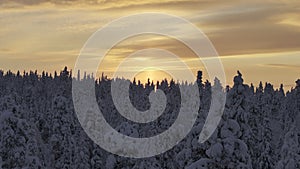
134, 68, 173, 84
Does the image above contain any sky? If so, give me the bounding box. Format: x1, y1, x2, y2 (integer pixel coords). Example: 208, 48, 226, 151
0, 0, 300, 88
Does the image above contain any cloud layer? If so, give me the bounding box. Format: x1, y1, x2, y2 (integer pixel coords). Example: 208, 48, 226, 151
0, 0, 300, 87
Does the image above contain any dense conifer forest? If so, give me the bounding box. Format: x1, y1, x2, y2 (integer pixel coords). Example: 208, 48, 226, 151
0, 67, 299, 169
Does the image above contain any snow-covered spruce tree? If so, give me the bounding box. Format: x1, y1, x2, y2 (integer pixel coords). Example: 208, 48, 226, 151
204, 71, 252, 168
69, 76, 93, 169
247, 83, 260, 168
272, 84, 287, 159
252, 82, 277, 169
0, 111, 44, 169
48, 73, 77, 169
71, 128, 92, 169
275, 80, 300, 169
275, 121, 300, 169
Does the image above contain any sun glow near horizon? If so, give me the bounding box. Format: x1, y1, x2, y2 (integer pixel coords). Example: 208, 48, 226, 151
134, 68, 173, 84
0, 0, 300, 88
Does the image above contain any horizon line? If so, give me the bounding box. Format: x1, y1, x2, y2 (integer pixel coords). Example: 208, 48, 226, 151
1, 66, 299, 91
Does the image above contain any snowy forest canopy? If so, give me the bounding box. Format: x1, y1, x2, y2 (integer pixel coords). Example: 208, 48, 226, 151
0, 67, 299, 169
